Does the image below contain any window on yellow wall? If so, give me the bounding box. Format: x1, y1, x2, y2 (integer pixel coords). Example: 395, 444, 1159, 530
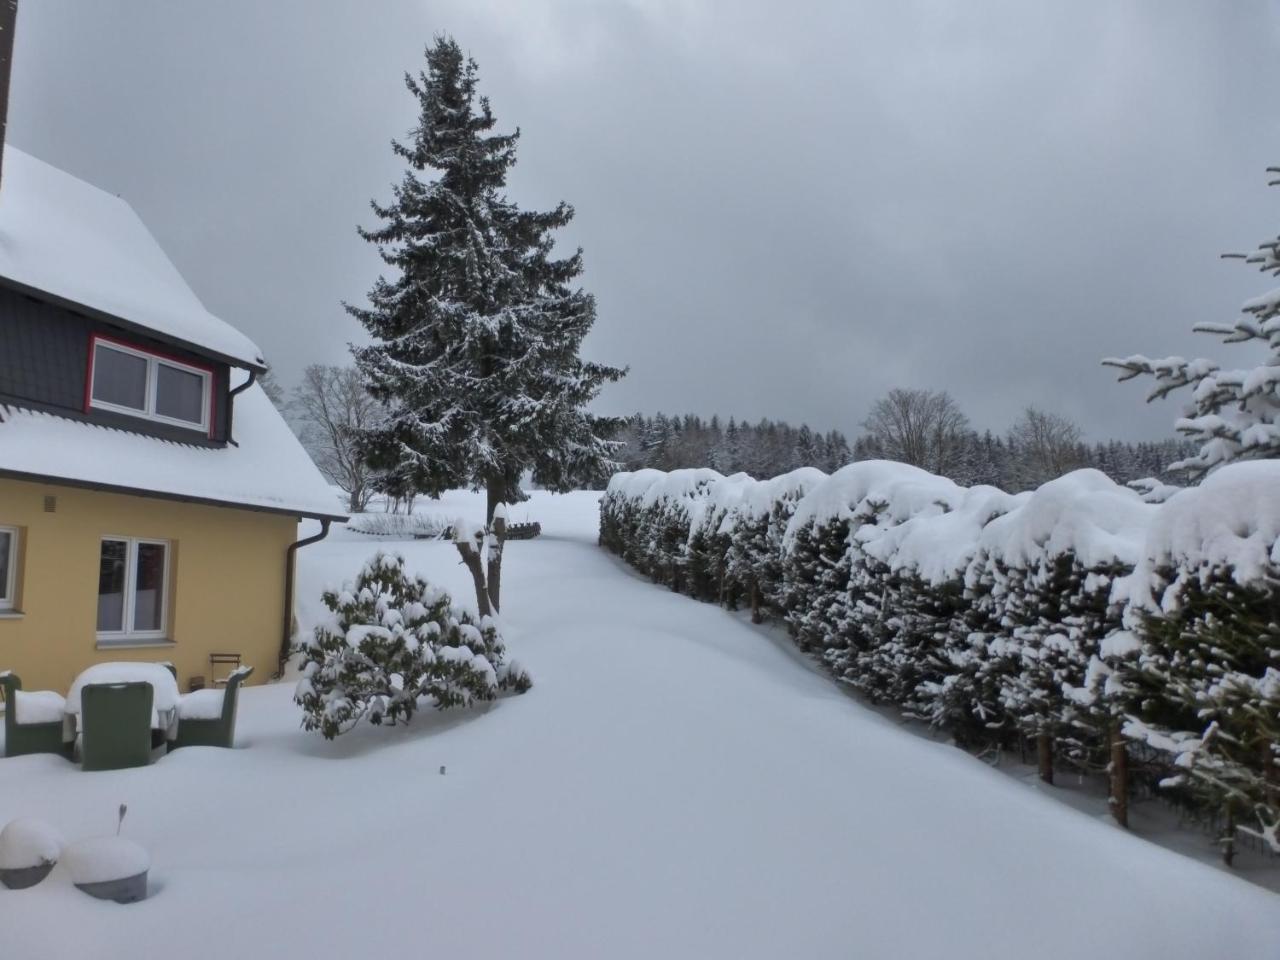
0, 526, 16, 610
97, 537, 170, 641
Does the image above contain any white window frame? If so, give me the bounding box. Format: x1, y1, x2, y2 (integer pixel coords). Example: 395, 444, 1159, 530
0, 525, 17, 611
88, 338, 212, 434
96, 536, 171, 643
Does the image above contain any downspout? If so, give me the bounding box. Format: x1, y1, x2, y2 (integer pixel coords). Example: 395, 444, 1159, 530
0, 0, 19, 192
277, 518, 331, 678
225, 370, 257, 447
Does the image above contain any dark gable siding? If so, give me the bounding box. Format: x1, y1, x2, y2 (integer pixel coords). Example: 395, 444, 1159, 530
0, 286, 231, 446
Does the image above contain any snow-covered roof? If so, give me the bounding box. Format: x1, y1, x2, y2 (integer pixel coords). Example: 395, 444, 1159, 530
0, 383, 347, 520
0, 145, 265, 370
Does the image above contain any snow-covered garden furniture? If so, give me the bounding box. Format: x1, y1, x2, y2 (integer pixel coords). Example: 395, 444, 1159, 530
171, 665, 252, 749
0, 818, 64, 889
79, 682, 155, 771
1, 672, 69, 759
65, 836, 150, 903
209, 652, 243, 687
65, 662, 182, 756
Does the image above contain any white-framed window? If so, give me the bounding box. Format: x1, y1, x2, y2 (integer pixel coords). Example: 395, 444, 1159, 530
97, 537, 170, 641
88, 336, 213, 434
0, 525, 17, 611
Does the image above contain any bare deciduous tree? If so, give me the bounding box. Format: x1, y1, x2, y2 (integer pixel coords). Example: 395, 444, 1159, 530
1008, 406, 1083, 488
861, 388, 971, 475
290, 364, 382, 513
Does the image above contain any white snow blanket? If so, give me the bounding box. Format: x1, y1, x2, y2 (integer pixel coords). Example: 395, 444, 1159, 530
0, 491, 1276, 959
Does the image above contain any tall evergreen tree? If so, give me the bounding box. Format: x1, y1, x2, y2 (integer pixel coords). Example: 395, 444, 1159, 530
1104, 166, 1280, 479
348, 37, 625, 528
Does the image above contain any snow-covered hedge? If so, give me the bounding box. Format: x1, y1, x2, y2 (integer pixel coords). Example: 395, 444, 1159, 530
295, 553, 530, 739
602, 459, 1280, 853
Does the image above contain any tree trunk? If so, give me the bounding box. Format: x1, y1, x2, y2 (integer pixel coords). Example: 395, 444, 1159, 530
487, 511, 506, 614
1223, 800, 1236, 867
454, 537, 491, 619
1263, 738, 1277, 810
1037, 732, 1054, 785
750, 582, 763, 624
1109, 723, 1129, 828
486, 481, 501, 527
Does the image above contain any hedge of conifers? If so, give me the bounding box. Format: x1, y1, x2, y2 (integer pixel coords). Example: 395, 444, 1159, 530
600, 459, 1280, 863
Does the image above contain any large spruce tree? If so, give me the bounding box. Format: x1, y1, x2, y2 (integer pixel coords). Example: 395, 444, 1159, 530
348, 37, 624, 530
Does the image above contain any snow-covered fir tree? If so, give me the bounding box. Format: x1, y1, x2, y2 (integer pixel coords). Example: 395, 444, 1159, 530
1104, 167, 1280, 478
348, 37, 624, 524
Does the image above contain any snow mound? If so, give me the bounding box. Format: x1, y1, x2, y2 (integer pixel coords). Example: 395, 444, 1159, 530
784, 460, 964, 546
64, 837, 150, 885
734, 467, 828, 521
1138, 459, 1280, 586
639, 467, 724, 509
865, 484, 1027, 585
12, 689, 67, 725
0, 819, 64, 870
976, 469, 1154, 571
178, 689, 226, 721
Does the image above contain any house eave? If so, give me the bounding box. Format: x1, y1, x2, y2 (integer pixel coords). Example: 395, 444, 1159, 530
0, 273, 267, 374
0, 467, 349, 524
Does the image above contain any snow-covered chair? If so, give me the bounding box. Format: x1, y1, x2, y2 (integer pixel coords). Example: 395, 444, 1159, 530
80, 682, 155, 772
171, 666, 253, 749
1, 672, 70, 759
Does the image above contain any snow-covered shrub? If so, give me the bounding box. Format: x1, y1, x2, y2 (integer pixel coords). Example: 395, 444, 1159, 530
724, 468, 827, 622
603, 455, 1280, 846
1110, 461, 1280, 857
346, 512, 450, 539
634, 468, 723, 590
865, 485, 1024, 731
599, 469, 666, 568
685, 473, 756, 603
964, 471, 1154, 773
780, 461, 958, 671
295, 553, 530, 739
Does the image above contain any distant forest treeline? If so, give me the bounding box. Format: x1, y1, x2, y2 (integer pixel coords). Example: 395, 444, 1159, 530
612, 412, 1195, 491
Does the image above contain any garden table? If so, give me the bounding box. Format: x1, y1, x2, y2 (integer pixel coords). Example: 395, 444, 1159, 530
62, 662, 182, 744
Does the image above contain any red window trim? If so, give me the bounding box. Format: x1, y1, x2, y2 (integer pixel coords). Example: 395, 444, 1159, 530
84, 332, 218, 439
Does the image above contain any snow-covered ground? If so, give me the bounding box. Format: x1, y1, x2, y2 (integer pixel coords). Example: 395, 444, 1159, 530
1, 490, 1278, 959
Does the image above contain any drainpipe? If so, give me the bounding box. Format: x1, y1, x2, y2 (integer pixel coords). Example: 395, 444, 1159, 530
277, 518, 331, 678
225, 370, 257, 447
0, 1, 19, 193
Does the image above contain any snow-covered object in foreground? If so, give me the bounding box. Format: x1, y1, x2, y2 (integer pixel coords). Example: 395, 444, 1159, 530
65, 836, 150, 903
0, 819, 64, 889
11, 689, 67, 725
294, 552, 528, 739
64, 836, 150, 885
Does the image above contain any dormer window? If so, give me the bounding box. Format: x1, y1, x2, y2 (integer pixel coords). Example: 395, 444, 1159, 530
87, 336, 213, 434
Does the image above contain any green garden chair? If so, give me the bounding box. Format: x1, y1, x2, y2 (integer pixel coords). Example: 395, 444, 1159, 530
171, 665, 253, 749
80, 682, 155, 771
1, 672, 70, 759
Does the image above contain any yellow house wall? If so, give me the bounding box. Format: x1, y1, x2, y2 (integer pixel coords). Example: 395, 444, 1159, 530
0, 477, 297, 693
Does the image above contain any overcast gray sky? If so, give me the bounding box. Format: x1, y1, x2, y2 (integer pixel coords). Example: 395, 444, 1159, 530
11, 1, 1280, 441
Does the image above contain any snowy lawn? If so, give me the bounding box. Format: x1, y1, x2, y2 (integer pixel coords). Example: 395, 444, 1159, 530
1, 491, 1278, 959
